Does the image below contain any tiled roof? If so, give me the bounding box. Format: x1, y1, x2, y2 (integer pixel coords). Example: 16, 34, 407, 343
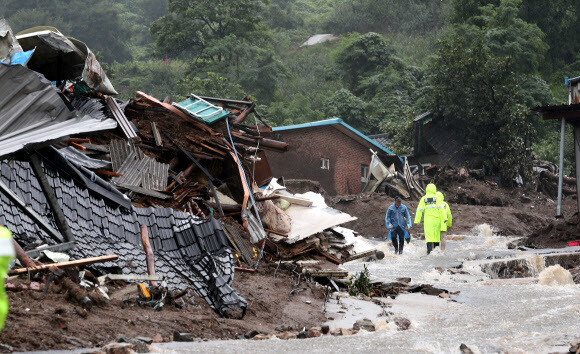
0, 154, 246, 315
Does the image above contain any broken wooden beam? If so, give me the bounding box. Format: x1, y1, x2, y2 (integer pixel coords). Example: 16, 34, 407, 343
301, 269, 348, 278
9, 255, 119, 275
140, 225, 158, 286
12, 239, 40, 270
346, 249, 377, 262
97, 274, 164, 285
151, 121, 163, 147
234, 267, 256, 273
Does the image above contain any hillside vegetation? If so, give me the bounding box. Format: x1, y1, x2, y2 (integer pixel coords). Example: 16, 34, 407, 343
2, 0, 580, 180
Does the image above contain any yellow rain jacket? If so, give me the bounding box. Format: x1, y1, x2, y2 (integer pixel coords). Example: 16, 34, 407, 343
414, 184, 447, 242
437, 192, 452, 232
0, 226, 14, 332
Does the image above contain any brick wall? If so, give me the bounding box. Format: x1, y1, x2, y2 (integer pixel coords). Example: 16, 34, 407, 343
265, 125, 372, 195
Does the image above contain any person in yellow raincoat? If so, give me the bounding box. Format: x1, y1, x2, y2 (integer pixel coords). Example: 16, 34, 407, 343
414, 184, 447, 254
437, 191, 452, 251
0, 226, 15, 332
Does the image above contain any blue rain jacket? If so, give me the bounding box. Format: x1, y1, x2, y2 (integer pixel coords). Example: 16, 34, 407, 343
385, 203, 412, 241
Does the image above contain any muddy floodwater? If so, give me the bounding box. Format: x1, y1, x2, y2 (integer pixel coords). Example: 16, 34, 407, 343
156, 226, 580, 353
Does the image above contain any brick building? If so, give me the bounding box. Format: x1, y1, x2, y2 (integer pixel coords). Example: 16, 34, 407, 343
265, 118, 401, 196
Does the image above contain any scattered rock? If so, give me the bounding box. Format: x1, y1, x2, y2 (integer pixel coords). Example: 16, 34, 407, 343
330, 329, 342, 336
460, 343, 474, 354
102, 342, 135, 354
173, 331, 194, 342
276, 332, 297, 340
321, 325, 330, 335
131, 341, 149, 353
152, 333, 163, 343
135, 337, 153, 345
394, 317, 411, 331
297, 330, 308, 339
406, 285, 423, 293
396, 277, 411, 284
449, 262, 463, 269
0, 344, 14, 352
570, 339, 580, 353
116, 335, 130, 343
308, 328, 322, 338
244, 329, 260, 339
353, 318, 376, 332
375, 250, 385, 260
439, 292, 450, 299
340, 328, 354, 336
253, 334, 271, 340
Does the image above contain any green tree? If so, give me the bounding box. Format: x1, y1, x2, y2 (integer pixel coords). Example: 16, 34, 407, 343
447, 0, 547, 74
428, 34, 534, 182
475, 0, 548, 73
151, 0, 270, 61
519, 0, 580, 70
334, 32, 394, 91
323, 89, 377, 134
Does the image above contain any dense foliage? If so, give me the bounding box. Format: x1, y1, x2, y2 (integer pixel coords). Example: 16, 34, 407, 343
3, 0, 579, 177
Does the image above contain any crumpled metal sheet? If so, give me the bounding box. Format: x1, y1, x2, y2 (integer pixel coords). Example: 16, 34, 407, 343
16, 26, 117, 95
0, 63, 117, 158
0, 19, 23, 63
57, 146, 111, 170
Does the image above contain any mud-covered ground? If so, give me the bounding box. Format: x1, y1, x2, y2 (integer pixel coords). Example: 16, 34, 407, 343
3, 175, 579, 351
0, 263, 326, 352
332, 175, 579, 248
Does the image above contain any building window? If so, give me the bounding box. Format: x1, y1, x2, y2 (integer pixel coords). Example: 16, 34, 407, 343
321, 158, 330, 170
361, 165, 369, 182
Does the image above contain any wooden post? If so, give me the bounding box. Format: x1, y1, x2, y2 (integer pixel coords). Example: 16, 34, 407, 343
140, 225, 158, 286
12, 239, 39, 270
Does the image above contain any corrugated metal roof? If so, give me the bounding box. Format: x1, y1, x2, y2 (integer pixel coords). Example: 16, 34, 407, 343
0, 63, 117, 158
272, 118, 400, 159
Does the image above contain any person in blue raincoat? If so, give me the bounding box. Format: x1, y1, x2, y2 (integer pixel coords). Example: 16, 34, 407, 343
385, 196, 412, 255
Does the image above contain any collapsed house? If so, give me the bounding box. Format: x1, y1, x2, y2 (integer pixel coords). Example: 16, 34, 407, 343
0, 20, 378, 318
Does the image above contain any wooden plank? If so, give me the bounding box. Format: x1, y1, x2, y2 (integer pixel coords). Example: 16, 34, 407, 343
273, 192, 313, 207
9, 255, 119, 275
346, 249, 377, 262
302, 268, 348, 278
98, 274, 165, 285
234, 267, 256, 273
151, 121, 163, 147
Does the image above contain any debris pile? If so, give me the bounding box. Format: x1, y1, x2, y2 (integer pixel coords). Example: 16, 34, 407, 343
0, 20, 296, 319
257, 180, 376, 263
0, 19, 377, 330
